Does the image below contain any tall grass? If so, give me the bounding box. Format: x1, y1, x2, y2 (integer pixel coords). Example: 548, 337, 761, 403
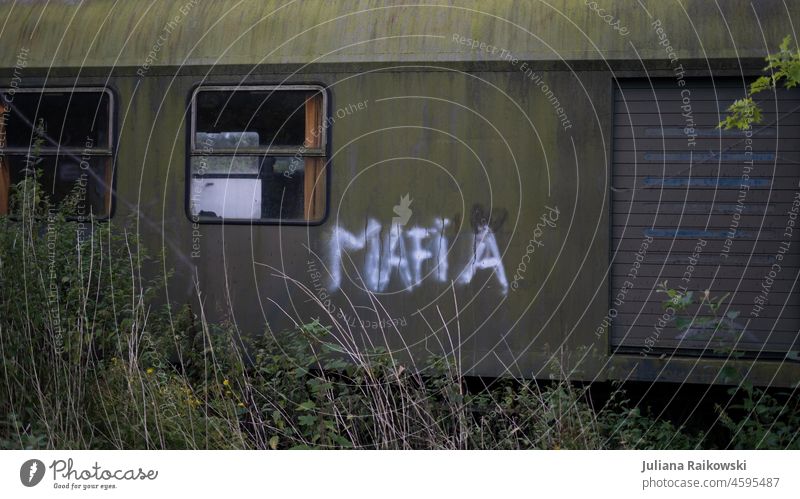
0, 169, 797, 449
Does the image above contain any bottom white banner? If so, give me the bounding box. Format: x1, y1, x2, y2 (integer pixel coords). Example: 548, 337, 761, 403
0, 450, 796, 498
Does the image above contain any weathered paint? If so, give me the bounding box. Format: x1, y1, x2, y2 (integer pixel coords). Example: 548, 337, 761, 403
642, 177, 772, 188
643, 229, 744, 239
643, 152, 776, 162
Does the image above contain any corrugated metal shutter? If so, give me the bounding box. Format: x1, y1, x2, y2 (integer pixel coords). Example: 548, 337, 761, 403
611, 79, 800, 357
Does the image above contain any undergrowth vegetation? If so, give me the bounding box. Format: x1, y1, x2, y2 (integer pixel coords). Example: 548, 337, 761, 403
1, 170, 798, 450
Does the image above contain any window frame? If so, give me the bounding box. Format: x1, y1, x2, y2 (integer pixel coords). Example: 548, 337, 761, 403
186, 84, 330, 226
0, 86, 117, 219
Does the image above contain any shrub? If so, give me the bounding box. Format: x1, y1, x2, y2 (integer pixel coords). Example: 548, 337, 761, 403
1, 166, 797, 449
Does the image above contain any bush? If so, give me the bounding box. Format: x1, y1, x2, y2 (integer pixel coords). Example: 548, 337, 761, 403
1, 168, 797, 449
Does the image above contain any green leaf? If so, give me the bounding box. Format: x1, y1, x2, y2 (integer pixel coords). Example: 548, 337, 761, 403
779, 35, 793, 53
298, 414, 316, 427
787, 62, 800, 86
750, 75, 773, 94
718, 97, 760, 130
298, 400, 316, 411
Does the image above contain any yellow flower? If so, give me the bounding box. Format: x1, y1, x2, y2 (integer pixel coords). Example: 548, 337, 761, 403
223, 379, 230, 386
146, 367, 154, 375
237, 402, 245, 408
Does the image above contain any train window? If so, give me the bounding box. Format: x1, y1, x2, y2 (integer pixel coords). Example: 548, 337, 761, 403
189, 86, 327, 223
0, 88, 114, 218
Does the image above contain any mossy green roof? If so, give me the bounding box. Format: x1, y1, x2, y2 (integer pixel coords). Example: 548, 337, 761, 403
0, 0, 795, 68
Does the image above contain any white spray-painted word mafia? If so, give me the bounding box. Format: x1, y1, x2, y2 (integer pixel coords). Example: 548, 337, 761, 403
328, 218, 509, 294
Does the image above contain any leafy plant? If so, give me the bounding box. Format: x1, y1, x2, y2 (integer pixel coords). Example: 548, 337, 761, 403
719, 35, 800, 130
656, 281, 744, 351
717, 383, 800, 449
1, 163, 797, 449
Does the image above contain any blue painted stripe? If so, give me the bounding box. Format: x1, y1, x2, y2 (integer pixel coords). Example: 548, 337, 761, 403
644, 128, 776, 138
644, 228, 746, 239
642, 177, 771, 188
643, 152, 775, 162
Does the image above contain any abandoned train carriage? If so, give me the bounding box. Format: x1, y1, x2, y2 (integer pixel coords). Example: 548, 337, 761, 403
1, 0, 799, 386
